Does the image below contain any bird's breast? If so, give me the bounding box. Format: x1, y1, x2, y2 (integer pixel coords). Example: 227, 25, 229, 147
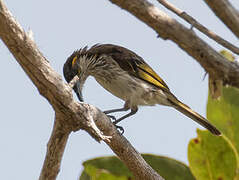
94, 72, 171, 107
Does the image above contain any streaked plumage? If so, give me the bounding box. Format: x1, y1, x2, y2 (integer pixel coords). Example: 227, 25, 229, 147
63, 44, 221, 135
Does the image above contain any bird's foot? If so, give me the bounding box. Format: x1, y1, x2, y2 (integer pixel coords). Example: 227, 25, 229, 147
106, 115, 124, 135
113, 124, 124, 135
107, 115, 116, 121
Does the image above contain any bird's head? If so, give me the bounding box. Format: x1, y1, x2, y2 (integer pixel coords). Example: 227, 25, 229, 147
63, 50, 87, 102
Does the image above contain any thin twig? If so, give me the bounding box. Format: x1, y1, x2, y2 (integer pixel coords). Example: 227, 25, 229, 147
157, 0, 239, 55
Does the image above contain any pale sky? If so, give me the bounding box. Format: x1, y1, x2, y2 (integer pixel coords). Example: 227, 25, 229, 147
1, 0, 239, 179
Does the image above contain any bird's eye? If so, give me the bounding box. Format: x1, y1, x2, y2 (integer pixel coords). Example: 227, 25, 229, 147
72, 56, 78, 67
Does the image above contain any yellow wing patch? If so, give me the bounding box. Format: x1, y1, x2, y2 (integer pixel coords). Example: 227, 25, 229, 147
137, 63, 169, 90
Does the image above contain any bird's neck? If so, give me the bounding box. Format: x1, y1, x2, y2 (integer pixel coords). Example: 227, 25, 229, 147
78, 54, 120, 81
78, 54, 97, 75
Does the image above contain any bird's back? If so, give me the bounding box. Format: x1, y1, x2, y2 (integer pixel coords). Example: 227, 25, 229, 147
88, 44, 170, 91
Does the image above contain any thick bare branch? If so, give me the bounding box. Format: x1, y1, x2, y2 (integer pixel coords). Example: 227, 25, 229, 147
106, 134, 163, 180
39, 114, 70, 180
109, 0, 239, 88
0, 1, 163, 179
157, 0, 239, 55
90, 105, 164, 180
204, 0, 239, 39
0, 0, 107, 142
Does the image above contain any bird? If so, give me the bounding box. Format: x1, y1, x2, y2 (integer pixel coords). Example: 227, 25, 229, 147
63, 44, 221, 136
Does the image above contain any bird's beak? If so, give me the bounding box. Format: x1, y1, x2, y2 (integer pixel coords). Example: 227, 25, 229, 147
73, 81, 84, 102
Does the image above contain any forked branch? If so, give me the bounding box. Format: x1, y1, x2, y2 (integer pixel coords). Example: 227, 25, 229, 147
0, 0, 163, 179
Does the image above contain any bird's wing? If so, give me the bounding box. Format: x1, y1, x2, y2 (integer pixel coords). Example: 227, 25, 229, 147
132, 60, 170, 91
89, 44, 170, 91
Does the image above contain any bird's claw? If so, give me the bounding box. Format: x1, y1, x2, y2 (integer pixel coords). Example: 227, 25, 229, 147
106, 115, 116, 121
106, 114, 124, 135
114, 124, 124, 135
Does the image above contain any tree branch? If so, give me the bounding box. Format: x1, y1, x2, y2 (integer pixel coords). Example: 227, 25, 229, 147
0, 0, 163, 179
108, 0, 239, 88
39, 114, 70, 180
204, 0, 239, 39
157, 0, 239, 55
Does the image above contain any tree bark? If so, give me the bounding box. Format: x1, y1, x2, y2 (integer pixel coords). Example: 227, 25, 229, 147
2, 0, 238, 179
0, 0, 164, 179
204, 0, 239, 39
39, 114, 70, 180
157, 0, 239, 55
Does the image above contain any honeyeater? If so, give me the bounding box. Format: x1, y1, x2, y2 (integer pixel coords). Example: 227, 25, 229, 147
63, 44, 221, 135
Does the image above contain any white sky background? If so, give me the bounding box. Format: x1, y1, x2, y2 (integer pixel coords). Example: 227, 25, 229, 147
1, 0, 239, 179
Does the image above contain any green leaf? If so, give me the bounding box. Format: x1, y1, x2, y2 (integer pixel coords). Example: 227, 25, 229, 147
188, 49, 239, 179
80, 156, 131, 180
188, 130, 237, 180
142, 154, 195, 180
79, 171, 91, 180
207, 86, 239, 159
79, 154, 195, 180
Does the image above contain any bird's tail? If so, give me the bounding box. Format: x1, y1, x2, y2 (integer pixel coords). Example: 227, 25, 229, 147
167, 94, 221, 135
